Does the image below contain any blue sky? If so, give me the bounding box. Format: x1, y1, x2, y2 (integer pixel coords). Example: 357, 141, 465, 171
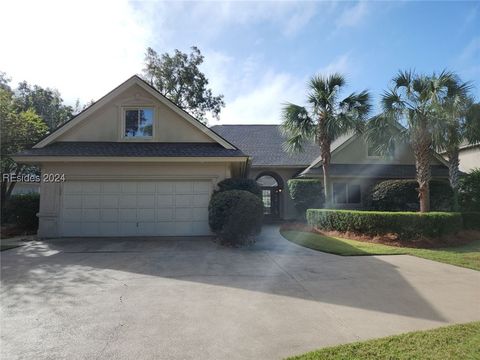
1, 1, 479, 124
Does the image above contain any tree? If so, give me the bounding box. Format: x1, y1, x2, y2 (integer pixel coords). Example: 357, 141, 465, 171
434, 75, 480, 210
365, 70, 457, 212
1, 88, 48, 210
142, 46, 225, 123
13, 81, 74, 130
281, 73, 371, 206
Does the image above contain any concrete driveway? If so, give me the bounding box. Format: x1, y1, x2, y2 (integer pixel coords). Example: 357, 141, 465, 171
1, 226, 479, 360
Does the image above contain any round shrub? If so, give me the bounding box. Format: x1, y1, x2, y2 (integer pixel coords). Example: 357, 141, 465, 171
369, 180, 453, 211
208, 190, 263, 245
287, 179, 324, 217
5, 193, 40, 230
306, 209, 463, 240
214, 178, 262, 198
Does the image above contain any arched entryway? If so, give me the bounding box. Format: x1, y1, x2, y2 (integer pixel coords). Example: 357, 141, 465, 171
256, 172, 283, 220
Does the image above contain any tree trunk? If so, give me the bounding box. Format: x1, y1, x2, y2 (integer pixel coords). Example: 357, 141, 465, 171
447, 148, 460, 211
413, 129, 432, 213
318, 119, 331, 208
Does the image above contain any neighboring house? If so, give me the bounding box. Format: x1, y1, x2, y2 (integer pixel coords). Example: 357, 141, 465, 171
14, 75, 450, 238
456, 143, 479, 173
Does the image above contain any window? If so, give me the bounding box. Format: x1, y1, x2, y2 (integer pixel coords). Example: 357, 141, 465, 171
124, 108, 153, 138
262, 190, 272, 215
333, 183, 361, 204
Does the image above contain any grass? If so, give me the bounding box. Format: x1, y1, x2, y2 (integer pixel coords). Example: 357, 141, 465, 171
281, 230, 480, 271
286, 321, 480, 360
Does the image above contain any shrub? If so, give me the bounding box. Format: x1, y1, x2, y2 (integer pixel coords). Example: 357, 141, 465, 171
214, 178, 262, 198
307, 209, 463, 240
5, 193, 40, 230
459, 169, 480, 212
208, 190, 263, 245
369, 180, 453, 211
461, 212, 480, 230
287, 179, 324, 217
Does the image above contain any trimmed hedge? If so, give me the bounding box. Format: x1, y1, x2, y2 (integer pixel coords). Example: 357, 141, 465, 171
307, 209, 463, 240
208, 190, 263, 245
461, 212, 480, 230
287, 179, 324, 217
214, 178, 262, 198
369, 180, 453, 211
5, 193, 40, 230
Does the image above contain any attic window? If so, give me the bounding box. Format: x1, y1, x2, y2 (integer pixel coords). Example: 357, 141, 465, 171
124, 108, 153, 138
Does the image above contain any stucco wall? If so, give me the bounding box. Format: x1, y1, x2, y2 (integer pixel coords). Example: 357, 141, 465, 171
38, 162, 231, 238
332, 135, 442, 165
459, 147, 480, 172
55, 84, 214, 143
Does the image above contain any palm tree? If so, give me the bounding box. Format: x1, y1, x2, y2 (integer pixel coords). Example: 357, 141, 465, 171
281, 73, 371, 206
366, 70, 457, 212
435, 76, 480, 209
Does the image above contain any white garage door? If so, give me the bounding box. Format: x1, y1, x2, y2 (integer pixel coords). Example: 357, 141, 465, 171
60, 180, 212, 237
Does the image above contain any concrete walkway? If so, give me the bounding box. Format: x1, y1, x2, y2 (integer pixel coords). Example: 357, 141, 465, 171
1, 226, 479, 360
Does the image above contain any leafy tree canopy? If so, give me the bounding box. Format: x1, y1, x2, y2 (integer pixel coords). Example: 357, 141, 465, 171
13, 81, 74, 131
142, 46, 225, 123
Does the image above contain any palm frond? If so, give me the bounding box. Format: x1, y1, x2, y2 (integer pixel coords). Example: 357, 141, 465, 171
280, 103, 315, 153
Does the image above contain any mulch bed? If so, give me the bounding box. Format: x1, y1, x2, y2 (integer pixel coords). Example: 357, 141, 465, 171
280, 222, 479, 249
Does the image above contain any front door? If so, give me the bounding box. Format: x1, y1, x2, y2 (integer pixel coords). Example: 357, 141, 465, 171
261, 188, 280, 220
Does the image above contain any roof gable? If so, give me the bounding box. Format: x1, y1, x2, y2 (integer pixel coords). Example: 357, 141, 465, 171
34, 76, 236, 149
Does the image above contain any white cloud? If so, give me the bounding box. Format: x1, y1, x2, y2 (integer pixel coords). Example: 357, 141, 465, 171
336, 1, 368, 28
218, 70, 306, 125
317, 54, 351, 76
0, 0, 152, 105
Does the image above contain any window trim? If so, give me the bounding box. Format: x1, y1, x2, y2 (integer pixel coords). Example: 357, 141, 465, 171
121, 106, 155, 140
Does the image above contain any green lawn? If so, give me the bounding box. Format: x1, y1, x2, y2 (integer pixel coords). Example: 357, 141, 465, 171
281, 230, 480, 271
286, 322, 480, 360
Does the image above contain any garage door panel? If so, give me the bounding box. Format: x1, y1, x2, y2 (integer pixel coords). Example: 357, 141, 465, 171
103, 182, 122, 193
193, 208, 208, 221
82, 223, 100, 236
157, 182, 174, 194
83, 195, 100, 208
175, 182, 194, 194
157, 208, 174, 221
119, 209, 136, 221
64, 182, 83, 194
158, 195, 173, 207
121, 182, 137, 193
60, 180, 212, 237
176, 195, 193, 207
83, 182, 101, 193
194, 181, 211, 193
175, 208, 193, 221
82, 209, 100, 222
63, 209, 81, 221
119, 195, 136, 208
100, 223, 119, 236
193, 194, 209, 207
138, 182, 156, 193
101, 209, 118, 222
64, 195, 82, 209
137, 195, 155, 208
137, 209, 155, 221
101, 195, 118, 208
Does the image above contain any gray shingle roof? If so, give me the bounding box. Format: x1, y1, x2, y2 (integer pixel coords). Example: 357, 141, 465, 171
301, 164, 449, 178
17, 142, 246, 157
210, 125, 320, 167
